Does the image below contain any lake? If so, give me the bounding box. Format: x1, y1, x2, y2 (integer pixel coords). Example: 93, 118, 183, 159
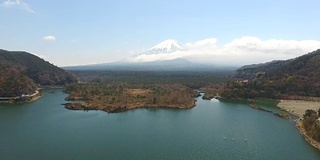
1, 89, 320, 160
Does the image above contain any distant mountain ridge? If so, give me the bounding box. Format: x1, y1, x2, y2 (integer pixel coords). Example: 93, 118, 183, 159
0, 49, 77, 97
63, 58, 235, 71
65, 58, 199, 71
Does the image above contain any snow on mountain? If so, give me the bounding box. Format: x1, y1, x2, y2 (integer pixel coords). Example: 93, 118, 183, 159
144, 39, 187, 54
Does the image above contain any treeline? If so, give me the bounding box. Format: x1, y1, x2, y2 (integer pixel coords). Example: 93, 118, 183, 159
70, 70, 230, 88
303, 109, 320, 142
219, 75, 310, 99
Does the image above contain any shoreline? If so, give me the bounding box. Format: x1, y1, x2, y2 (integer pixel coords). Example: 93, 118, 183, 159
0, 86, 65, 104
296, 120, 320, 151
25, 92, 42, 103
64, 101, 196, 113
277, 100, 320, 151
39, 85, 65, 89
0, 90, 42, 104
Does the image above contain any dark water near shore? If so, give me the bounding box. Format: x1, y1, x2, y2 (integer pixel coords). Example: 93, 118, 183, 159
1, 89, 320, 160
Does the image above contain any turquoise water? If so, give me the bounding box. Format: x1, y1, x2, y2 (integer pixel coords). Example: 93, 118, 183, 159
1, 89, 320, 160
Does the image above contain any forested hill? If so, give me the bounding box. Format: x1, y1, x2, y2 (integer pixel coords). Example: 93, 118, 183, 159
221, 49, 320, 99
0, 49, 77, 97
232, 60, 292, 80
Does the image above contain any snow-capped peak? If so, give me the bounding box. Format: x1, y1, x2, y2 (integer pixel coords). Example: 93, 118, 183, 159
145, 39, 187, 54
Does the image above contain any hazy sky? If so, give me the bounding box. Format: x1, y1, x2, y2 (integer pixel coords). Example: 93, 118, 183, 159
1, 0, 320, 66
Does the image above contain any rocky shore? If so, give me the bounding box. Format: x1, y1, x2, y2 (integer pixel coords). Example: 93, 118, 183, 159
0, 90, 41, 103
248, 103, 273, 113
278, 100, 320, 151
296, 120, 320, 151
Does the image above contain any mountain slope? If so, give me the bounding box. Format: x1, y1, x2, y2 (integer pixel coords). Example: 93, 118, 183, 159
0, 61, 37, 97
221, 49, 320, 98
0, 49, 78, 97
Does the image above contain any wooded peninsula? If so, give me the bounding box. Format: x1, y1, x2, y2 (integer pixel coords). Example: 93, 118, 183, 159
64, 83, 200, 113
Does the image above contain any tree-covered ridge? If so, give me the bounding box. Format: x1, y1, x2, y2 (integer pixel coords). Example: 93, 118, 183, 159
220, 49, 320, 99
0, 49, 78, 97
0, 61, 37, 97
0, 49, 77, 85
232, 60, 291, 80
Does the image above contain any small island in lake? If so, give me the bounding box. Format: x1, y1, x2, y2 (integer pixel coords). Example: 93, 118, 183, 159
64, 83, 199, 113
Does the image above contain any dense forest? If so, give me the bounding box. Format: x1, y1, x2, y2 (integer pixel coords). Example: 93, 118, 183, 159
70, 70, 229, 88
220, 49, 320, 99
0, 49, 78, 97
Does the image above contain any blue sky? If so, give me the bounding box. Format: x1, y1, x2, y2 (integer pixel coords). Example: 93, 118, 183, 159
1, 0, 320, 66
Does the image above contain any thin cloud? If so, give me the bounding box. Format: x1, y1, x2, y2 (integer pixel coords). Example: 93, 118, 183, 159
185, 38, 218, 50
32, 53, 47, 59
128, 36, 320, 66
1, 0, 35, 13
43, 35, 56, 41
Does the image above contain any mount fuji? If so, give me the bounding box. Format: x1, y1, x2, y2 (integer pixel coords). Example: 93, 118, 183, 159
64, 39, 232, 71
144, 39, 187, 54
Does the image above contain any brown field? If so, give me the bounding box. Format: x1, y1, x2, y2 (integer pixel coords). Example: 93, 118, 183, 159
125, 89, 151, 96
278, 100, 320, 117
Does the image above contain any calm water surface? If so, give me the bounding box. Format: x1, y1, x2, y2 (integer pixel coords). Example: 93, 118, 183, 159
1, 89, 320, 160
